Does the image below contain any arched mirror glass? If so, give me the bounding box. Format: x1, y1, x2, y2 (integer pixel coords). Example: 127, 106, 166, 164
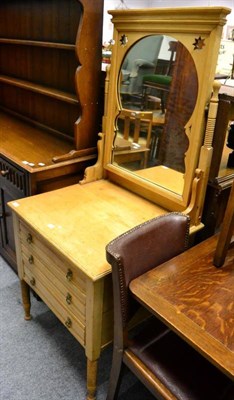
112, 35, 198, 195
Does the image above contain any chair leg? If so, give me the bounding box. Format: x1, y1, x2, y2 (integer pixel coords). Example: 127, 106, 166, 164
106, 347, 124, 400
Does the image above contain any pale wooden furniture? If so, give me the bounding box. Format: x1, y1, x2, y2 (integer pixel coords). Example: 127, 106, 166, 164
8, 7, 231, 400
113, 109, 153, 168
130, 234, 234, 380
101, 7, 230, 228
0, 0, 104, 271
135, 165, 184, 194
9, 180, 168, 400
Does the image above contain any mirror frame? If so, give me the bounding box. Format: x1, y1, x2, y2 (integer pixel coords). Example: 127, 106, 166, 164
102, 7, 230, 213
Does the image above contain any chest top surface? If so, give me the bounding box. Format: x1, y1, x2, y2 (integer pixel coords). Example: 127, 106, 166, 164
9, 180, 166, 280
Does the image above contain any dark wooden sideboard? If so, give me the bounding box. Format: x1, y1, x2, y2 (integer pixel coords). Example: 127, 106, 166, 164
0, 0, 104, 271
198, 87, 234, 241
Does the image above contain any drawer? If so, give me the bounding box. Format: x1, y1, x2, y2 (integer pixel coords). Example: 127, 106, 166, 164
19, 221, 87, 345
19, 221, 86, 297
0, 158, 27, 195
22, 247, 86, 324
24, 266, 85, 345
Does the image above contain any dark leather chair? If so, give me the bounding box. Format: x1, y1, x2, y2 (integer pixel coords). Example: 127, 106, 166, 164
106, 213, 234, 400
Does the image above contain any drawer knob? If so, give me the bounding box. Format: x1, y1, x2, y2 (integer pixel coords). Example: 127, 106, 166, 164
1, 169, 9, 177
66, 293, 72, 305
30, 277, 36, 286
65, 317, 72, 329
27, 233, 33, 244
28, 255, 34, 264
66, 269, 73, 281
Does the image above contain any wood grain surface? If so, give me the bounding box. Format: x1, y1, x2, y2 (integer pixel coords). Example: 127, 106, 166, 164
130, 235, 234, 379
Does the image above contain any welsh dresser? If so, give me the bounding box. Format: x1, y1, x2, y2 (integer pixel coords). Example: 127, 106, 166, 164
0, 0, 104, 271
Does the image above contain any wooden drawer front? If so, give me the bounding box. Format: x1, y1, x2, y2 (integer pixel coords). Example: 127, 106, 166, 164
19, 222, 86, 345
24, 265, 85, 346
19, 221, 86, 295
22, 247, 86, 325
0, 158, 27, 195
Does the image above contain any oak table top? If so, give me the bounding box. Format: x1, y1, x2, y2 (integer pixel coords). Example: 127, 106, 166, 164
130, 235, 234, 380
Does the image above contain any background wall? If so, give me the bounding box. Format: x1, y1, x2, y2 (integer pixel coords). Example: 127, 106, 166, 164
103, 0, 234, 43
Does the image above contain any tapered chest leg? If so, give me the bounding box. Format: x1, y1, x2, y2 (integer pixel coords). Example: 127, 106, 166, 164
86, 358, 98, 400
20, 280, 31, 320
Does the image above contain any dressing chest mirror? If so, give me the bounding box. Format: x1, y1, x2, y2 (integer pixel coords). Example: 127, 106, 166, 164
85, 7, 231, 231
